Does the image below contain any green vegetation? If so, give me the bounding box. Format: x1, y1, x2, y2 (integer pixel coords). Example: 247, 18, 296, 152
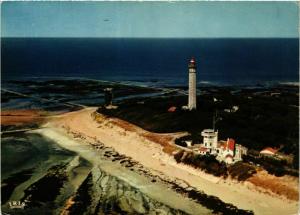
100, 86, 299, 172
174, 151, 227, 177
100, 95, 214, 134
243, 154, 298, 177
228, 162, 257, 181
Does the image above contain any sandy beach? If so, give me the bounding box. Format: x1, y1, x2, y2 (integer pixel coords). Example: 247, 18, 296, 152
42, 107, 298, 215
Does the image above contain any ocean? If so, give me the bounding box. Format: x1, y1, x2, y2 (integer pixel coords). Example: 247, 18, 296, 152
2, 38, 299, 86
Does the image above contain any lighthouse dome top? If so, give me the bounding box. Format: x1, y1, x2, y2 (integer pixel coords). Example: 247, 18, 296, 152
188, 57, 196, 69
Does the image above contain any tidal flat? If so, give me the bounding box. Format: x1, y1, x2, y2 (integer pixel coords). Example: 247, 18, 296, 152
1, 129, 213, 215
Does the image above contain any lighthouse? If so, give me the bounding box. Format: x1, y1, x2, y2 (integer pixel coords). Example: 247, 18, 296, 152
188, 57, 197, 110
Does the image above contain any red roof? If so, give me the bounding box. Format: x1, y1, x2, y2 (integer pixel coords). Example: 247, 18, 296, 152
227, 138, 235, 151
190, 58, 196, 63
225, 154, 233, 158
199, 147, 208, 152
260, 147, 278, 154
168, 106, 177, 112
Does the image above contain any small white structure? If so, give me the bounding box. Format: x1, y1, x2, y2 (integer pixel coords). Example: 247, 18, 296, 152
224, 109, 231, 113
181, 105, 189, 110
201, 129, 218, 151
188, 58, 197, 110
270, 92, 281, 97
105, 105, 118, 110
232, 106, 239, 112
224, 154, 234, 164
224, 106, 239, 113
185, 140, 192, 147
234, 144, 248, 161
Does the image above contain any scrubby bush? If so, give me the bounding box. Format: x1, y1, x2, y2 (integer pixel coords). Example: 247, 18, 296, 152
174, 150, 184, 162
174, 151, 258, 180
174, 138, 187, 147
98, 89, 299, 173
173, 151, 228, 178
228, 162, 257, 181
242, 154, 298, 177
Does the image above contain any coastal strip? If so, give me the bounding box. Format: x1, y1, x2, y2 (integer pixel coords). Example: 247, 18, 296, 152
39, 107, 298, 215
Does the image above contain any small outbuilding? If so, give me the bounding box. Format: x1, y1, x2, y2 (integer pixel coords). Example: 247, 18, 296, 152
199, 147, 208, 155
224, 154, 234, 164
259, 147, 278, 157
168, 106, 177, 112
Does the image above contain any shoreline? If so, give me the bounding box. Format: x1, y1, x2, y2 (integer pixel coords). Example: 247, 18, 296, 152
35, 127, 254, 215
41, 107, 298, 215
34, 127, 213, 215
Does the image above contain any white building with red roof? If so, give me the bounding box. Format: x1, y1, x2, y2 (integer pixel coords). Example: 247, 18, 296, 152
259, 147, 278, 156
197, 129, 248, 164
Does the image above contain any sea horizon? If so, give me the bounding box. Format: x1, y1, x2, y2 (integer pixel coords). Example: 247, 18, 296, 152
2, 37, 298, 87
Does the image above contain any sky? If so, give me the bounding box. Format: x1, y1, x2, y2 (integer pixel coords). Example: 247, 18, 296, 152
1, 1, 299, 38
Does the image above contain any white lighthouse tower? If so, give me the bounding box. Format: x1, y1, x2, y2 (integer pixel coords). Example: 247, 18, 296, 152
188, 57, 197, 110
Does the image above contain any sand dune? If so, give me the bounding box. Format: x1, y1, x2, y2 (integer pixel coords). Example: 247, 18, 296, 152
45, 107, 299, 215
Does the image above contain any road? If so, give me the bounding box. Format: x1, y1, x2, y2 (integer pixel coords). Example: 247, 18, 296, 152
1, 88, 86, 108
